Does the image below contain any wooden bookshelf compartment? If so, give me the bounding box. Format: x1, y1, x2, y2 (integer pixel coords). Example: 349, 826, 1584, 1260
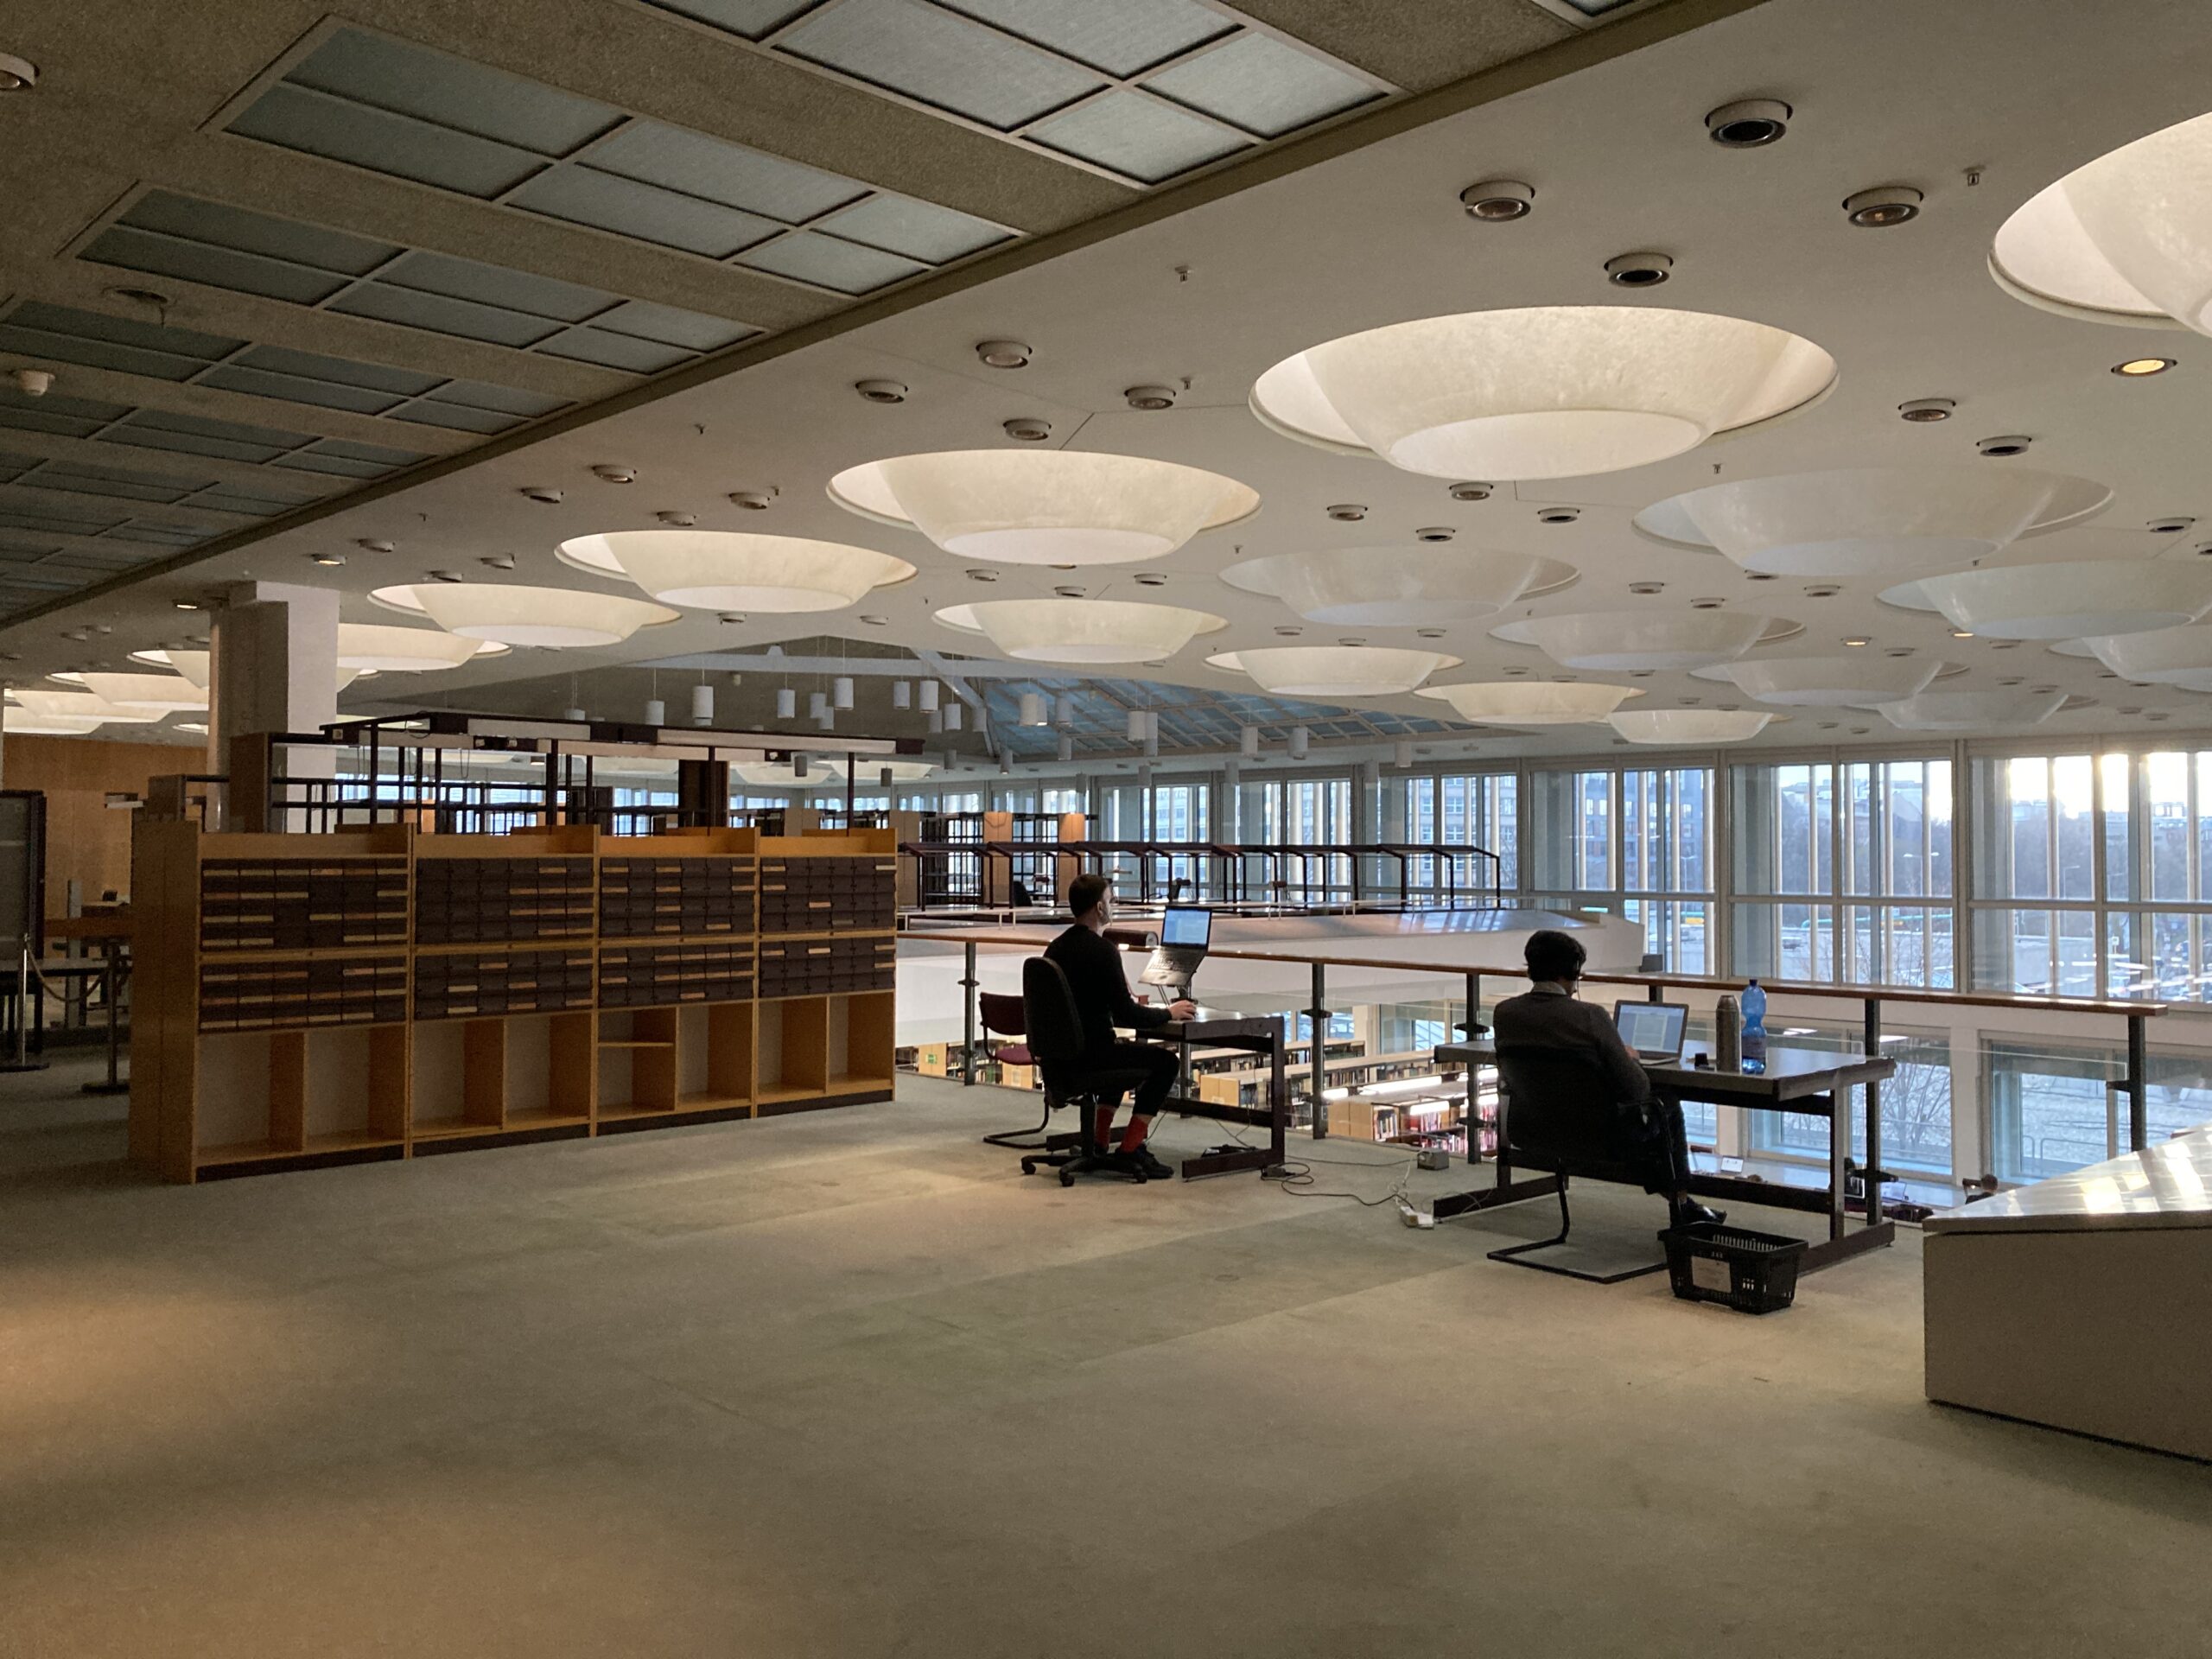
305, 1026, 409, 1146
193, 1026, 404, 1168
674, 1001, 754, 1114
194, 1030, 282, 1160
757, 995, 830, 1106
826, 990, 898, 1096
505, 1011, 594, 1128
410, 1018, 506, 1140
596, 1007, 677, 1120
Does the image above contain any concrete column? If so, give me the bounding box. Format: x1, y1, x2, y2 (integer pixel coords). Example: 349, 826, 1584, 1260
1219, 760, 1240, 842
210, 582, 340, 830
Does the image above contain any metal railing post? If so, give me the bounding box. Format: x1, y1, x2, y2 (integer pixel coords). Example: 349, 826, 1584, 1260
961, 940, 979, 1086
1864, 995, 1884, 1211
1463, 969, 1480, 1038
83, 946, 128, 1096
2126, 1011, 2148, 1151
1308, 962, 1328, 1140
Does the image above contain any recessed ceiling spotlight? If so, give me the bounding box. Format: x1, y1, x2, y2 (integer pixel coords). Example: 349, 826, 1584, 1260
102, 285, 170, 309
1459, 180, 1535, 221
1977, 434, 2033, 456
0, 51, 37, 92
428, 569, 464, 583
520, 486, 564, 504
964, 567, 998, 582
1803, 582, 1841, 597
1745, 570, 1777, 582
717, 612, 746, 625
1537, 507, 1580, 524
1604, 251, 1673, 288
2031, 683, 2059, 696
1950, 628, 1974, 638
1628, 581, 1664, 595
1843, 637, 1870, 647
592, 465, 637, 484
1327, 504, 1368, 521
1706, 98, 1791, 148
976, 340, 1032, 368
1997, 676, 2024, 688
1052, 584, 1085, 599
1843, 185, 1924, 227
2113, 357, 2176, 377
356, 538, 394, 554
856, 378, 908, 404
2147, 709, 2171, 720
2148, 517, 2196, 533
860, 614, 887, 626
478, 555, 515, 569
1989, 639, 2020, 650
1002, 417, 1052, 442
1414, 526, 1456, 543
1885, 647, 1915, 658
1132, 572, 1168, 587
1416, 627, 1447, 639
1274, 625, 1304, 638
10, 367, 52, 397
1898, 397, 1955, 422
654, 510, 696, 527
1688, 596, 1725, 609
1125, 384, 1179, 410
1448, 481, 1494, 502
728, 489, 775, 510
174, 600, 200, 611
308, 552, 345, 567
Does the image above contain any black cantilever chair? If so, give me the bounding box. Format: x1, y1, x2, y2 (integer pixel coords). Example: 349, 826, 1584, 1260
978, 989, 1072, 1152
1489, 1046, 1669, 1284
1017, 956, 1154, 1186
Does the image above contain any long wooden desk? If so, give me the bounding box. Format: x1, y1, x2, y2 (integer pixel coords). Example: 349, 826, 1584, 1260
1433, 1039, 1897, 1273
1144, 1011, 1288, 1180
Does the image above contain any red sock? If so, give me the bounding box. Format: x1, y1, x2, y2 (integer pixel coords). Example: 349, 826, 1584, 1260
1120, 1116, 1150, 1154
1094, 1110, 1116, 1149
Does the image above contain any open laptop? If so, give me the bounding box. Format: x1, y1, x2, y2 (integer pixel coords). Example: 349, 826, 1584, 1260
1613, 1000, 1688, 1065
1140, 905, 1212, 994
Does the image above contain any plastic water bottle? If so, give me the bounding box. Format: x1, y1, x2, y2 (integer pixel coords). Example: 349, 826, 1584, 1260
1740, 979, 1767, 1069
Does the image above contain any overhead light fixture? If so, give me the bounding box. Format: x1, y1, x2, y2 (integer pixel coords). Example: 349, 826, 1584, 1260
1633, 466, 2111, 578
1205, 645, 1459, 698
1898, 397, 1955, 423
329, 624, 506, 671
3, 711, 105, 734
1878, 690, 2065, 731
1002, 418, 1052, 442
1608, 709, 1774, 745
10, 689, 164, 725
944, 699, 964, 732
918, 681, 939, 713
1219, 546, 1574, 626
308, 551, 345, 567
935, 599, 1227, 664
1916, 560, 2212, 639
1950, 628, 1975, 639
1288, 726, 1310, 760
1250, 306, 1836, 481
892, 681, 912, 709
1057, 732, 1073, 762
1991, 109, 2212, 332
809, 690, 829, 721
833, 676, 855, 710
1414, 681, 1642, 725
1460, 180, 1535, 220
976, 340, 1032, 368
1126, 709, 1147, 742
0, 51, 38, 92
691, 683, 714, 725
776, 687, 796, 719
2079, 623, 2212, 691
1706, 98, 1790, 148
829, 451, 1257, 566
1124, 385, 1178, 410
855, 379, 907, 404
1700, 657, 1940, 708
1054, 694, 1074, 727
173, 600, 200, 611
78, 671, 206, 712
1491, 609, 1785, 671
1019, 692, 1047, 726
644, 698, 667, 727
1843, 185, 1924, 228
557, 531, 913, 611
1241, 725, 1261, 758
1603, 251, 1673, 288
1841, 637, 1871, 648
2114, 357, 2177, 376
371, 583, 678, 647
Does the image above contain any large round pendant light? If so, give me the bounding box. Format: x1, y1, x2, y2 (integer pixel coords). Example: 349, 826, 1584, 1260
1990, 109, 2212, 330
1916, 561, 2212, 640
334, 626, 507, 671
1878, 690, 2065, 731
829, 450, 1258, 565
1219, 546, 1575, 626
1609, 709, 1773, 745
1491, 609, 1789, 671
1206, 645, 1458, 697
1414, 681, 1642, 725
1635, 467, 2111, 578
1249, 306, 1836, 480
1702, 655, 1943, 708
78, 671, 207, 712
3, 709, 106, 734
558, 531, 915, 611
130, 647, 372, 692
372, 583, 679, 647
935, 599, 1227, 664
11, 689, 164, 726
2081, 624, 2212, 690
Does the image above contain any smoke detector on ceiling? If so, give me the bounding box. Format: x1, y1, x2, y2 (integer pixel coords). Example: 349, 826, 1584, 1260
1124, 385, 1178, 410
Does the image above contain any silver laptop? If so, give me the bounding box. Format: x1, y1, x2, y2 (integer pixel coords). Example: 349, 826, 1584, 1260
1141, 905, 1211, 992
1613, 1000, 1688, 1064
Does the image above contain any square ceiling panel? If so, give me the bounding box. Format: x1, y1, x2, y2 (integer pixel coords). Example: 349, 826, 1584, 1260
372, 251, 614, 324
231, 84, 550, 199
535, 329, 693, 374
282, 29, 620, 155
812, 193, 1007, 263
101, 409, 317, 465
13, 461, 209, 505
736, 231, 928, 293
0, 390, 134, 440
506, 165, 781, 257
1143, 34, 1378, 137
939, 0, 1230, 77
0, 302, 244, 383
780, 0, 1103, 129
586, 121, 868, 223
1027, 89, 1245, 182
588, 301, 756, 353
85, 192, 400, 308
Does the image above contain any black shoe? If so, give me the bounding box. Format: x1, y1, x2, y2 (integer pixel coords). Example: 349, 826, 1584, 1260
1108, 1148, 1174, 1181
1670, 1201, 1727, 1230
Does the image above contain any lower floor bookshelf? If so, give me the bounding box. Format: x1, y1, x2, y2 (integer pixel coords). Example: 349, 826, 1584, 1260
173, 989, 895, 1181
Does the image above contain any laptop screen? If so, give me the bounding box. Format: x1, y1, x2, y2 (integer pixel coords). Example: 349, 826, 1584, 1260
1614, 1001, 1686, 1059
1161, 906, 1212, 949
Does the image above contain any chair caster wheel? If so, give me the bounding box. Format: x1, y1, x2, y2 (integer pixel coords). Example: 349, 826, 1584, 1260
1020, 1159, 1037, 1175
1058, 1170, 1075, 1187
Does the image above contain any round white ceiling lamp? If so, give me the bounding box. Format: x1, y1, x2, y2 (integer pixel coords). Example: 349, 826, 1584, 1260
10, 689, 165, 726
1414, 681, 1643, 725
1990, 110, 2212, 331
1491, 609, 1791, 671
1249, 305, 1836, 481
78, 671, 207, 712
333, 625, 508, 672
1608, 709, 1774, 745
1700, 655, 1944, 707
1916, 561, 2212, 639
827, 451, 1258, 565
130, 646, 376, 691
1205, 645, 1459, 698
372, 583, 678, 647
1634, 467, 2112, 578
2080, 624, 2212, 690
557, 531, 915, 611
3, 711, 106, 735
1218, 546, 1576, 626
935, 599, 1227, 664
1878, 690, 2066, 731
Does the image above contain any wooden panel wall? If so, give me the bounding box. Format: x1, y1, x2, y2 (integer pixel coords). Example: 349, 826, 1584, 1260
3, 735, 197, 904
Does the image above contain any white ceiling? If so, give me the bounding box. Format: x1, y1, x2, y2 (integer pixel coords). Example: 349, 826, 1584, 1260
10, 0, 2212, 770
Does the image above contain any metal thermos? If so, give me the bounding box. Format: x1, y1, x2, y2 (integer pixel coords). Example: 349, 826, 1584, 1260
1715, 995, 1742, 1071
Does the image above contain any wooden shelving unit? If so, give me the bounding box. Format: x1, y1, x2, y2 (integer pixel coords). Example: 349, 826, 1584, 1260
128, 823, 898, 1182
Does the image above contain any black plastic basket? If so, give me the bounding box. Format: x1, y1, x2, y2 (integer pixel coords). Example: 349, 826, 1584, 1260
1661, 1222, 1807, 1314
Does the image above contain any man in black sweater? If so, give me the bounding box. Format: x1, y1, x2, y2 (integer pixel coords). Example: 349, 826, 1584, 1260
1043, 872, 1194, 1179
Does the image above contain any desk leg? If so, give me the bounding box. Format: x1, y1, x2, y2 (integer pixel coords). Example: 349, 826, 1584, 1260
1270, 1024, 1287, 1168
1796, 1086, 1896, 1273
82, 949, 128, 1096
1825, 1091, 1846, 1245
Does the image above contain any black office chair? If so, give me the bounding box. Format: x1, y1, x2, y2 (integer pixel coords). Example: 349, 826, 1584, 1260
1488, 1046, 1669, 1284
1017, 957, 1155, 1186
